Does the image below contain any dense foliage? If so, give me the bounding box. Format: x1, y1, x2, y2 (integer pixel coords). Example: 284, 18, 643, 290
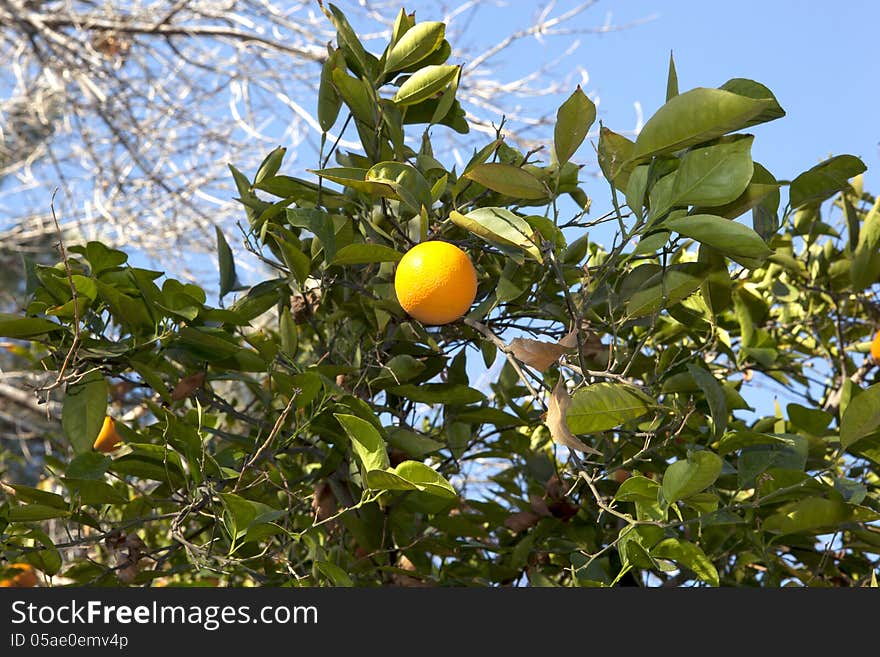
2, 4, 879, 587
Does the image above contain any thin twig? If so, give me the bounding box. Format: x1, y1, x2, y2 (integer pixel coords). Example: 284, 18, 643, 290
38, 188, 79, 401
463, 316, 545, 407
234, 392, 298, 491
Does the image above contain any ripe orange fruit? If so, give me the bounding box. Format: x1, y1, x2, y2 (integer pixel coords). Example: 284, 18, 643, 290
871, 330, 880, 365
394, 241, 477, 325
93, 416, 122, 453
0, 563, 38, 588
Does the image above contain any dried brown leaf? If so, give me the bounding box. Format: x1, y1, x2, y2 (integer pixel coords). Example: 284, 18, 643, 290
508, 338, 566, 371
391, 554, 433, 587
558, 328, 579, 349
311, 482, 337, 522
546, 378, 602, 455
580, 331, 607, 360
504, 510, 542, 533
529, 494, 553, 517
171, 371, 206, 401
117, 563, 140, 584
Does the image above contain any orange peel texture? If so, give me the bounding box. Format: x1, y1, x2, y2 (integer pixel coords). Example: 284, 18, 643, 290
394, 241, 478, 325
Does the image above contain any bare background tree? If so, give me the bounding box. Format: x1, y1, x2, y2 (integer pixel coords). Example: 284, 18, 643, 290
0, 0, 649, 275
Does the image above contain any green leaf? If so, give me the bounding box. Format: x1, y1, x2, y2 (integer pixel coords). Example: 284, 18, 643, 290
318, 47, 344, 132
553, 85, 596, 166
62, 478, 128, 506
850, 196, 880, 290
330, 68, 376, 126
365, 161, 433, 212
331, 244, 403, 266
322, 3, 375, 79
403, 95, 468, 133
7, 504, 70, 522
430, 67, 460, 125
393, 65, 459, 106
840, 382, 880, 449
663, 214, 771, 260
686, 363, 727, 439
219, 492, 257, 543
716, 430, 792, 455
364, 462, 455, 498
22, 529, 62, 576
363, 469, 418, 492
286, 208, 337, 264
84, 241, 128, 275
652, 538, 719, 586
173, 326, 239, 363
0, 313, 61, 338
786, 403, 832, 435
309, 167, 395, 198
666, 51, 678, 102
215, 226, 240, 298
717, 78, 785, 127
254, 174, 345, 209
693, 179, 780, 222
5, 484, 67, 510
763, 497, 852, 535
789, 154, 866, 210
315, 561, 354, 587
449, 208, 543, 263
669, 135, 754, 207
661, 451, 723, 503
334, 413, 390, 473
384, 21, 445, 73
254, 146, 286, 185
389, 460, 456, 498
566, 382, 652, 433
65, 452, 111, 480
268, 228, 312, 284
751, 163, 781, 240
614, 476, 661, 503
463, 163, 546, 200
625, 262, 708, 317
618, 525, 665, 570
523, 215, 565, 251
288, 371, 323, 409
62, 371, 108, 454
387, 428, 445, 457
454, 407, 528, 427
371, 354, 426, 388
390, 8, 415, 47
597, 127, 635, 190
625, 164, 650, 219
631, 87, 780, 161
109, 450, 185, 487
834, 478, 867, 505
737, 435, 808, 489
389, 383, 486, 405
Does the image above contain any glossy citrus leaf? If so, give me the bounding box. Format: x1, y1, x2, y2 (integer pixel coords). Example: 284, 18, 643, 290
464, 163, 546, 200
663, 214, 771, 260
334, 413, 390, 473
553, 86, 596, 165
62, 371, 108, 454
384, 21, 445, 73
661, 451, 723, 503
566, 382, 653, 433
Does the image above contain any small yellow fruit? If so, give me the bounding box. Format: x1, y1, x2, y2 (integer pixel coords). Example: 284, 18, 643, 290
394, 241, 477, 325
871, 330, 880, 365
0, 563, 38, 588
93, 416, 122, 453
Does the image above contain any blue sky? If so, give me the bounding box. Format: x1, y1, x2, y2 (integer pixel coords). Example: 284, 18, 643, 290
447, 0, 878, 195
